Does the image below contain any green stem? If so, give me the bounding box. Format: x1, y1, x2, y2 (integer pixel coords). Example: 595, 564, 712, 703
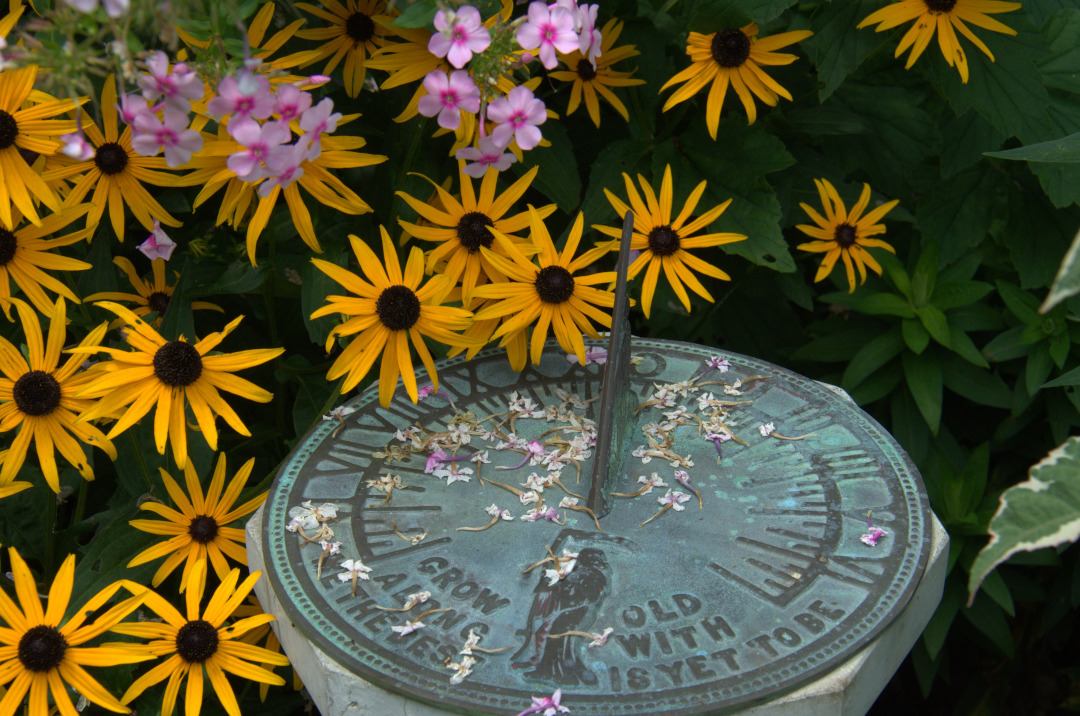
128, 431, 156, 494
74, 477, 89, 525
44, 490, 57, 578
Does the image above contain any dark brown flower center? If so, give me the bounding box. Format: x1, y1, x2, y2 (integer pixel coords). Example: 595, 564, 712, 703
376, 285, 421, 331
13, 370, 62, 416
0, 228, 16, 266
924, 0, 956, 12
18, 625, 67, 672
176, 619, 219, 663
345, 12, 375, 42
648, 225, 681, 256
188, 515, 219, 544
153, 341, 203, 387
456, 212, 495, 253
711, 29, 751, 68
0, 110, 18, 150
147, 291, 170, 314
576, 58, 597, 81
834, 223, 857, 248
94, 142, 128, 175
535, 265, 575, 304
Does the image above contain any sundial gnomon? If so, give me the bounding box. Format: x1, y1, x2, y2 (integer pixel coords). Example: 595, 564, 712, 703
262, 221, 931, 715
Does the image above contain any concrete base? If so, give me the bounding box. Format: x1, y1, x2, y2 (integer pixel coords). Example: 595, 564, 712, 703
247, 506, 948, 716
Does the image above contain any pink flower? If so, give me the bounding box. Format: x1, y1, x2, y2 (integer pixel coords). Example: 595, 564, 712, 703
299, 98, 342, 157
425, 449, 450, 474
227, 119, 292, 182
60, 131, 95, 161
861, 527, 887, 547
487, 86, 546, 150
658, 490, 691, 511
576, 3, 602, 66
517, 688, 570, 716
565, 347, 607, 365
131, 109, 203, 167
117, 93, 152, 126
417, 70, 480, 131
138, 220, 177, 261
207, 72, 276, 129
455, 136, 517, 177
429, 5, 491, 69
274, 84, 313, 123
138, 52, 203, 113
516, 2, 579, 70
258, 142, 310, 197
707, 356, 731, 373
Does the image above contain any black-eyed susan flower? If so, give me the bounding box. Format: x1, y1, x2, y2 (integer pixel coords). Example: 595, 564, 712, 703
295, 0, 395, 97
0, 66, 79, 229
795, 178, 900, 293
111, 559, 289, 716
127, 454, 266, 591
42, 75, 182, 243
0, 548, 152, 715
549, 19, 645, 127
0, 298, 115, 493
593, 165, 746, 318
0, 450, 31, 499
234, 596, 303, 701
857, 0, 1021, 83
72, 303, 284, 469
85, 257, 223, 327
0, 204, 93, 320
311, 227, 480, 406
660, 23, 812, 137
396, 162, 554, 307
471, 208, 616, 366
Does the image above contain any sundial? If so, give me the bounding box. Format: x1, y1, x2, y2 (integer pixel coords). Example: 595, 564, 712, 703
261, 216, 932, 715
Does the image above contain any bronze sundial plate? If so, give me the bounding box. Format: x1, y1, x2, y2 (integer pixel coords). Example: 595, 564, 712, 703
262, 338, 931, 715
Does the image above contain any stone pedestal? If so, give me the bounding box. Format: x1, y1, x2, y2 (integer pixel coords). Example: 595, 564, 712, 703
246, 505, 948, 716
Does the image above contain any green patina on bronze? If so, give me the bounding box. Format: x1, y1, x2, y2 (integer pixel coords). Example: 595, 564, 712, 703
262, 330, 932, 715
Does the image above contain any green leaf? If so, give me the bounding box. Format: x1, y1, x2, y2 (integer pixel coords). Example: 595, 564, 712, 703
1038, 10, 1080, 95
941, 353, 1012, 408
842, 326, 905, 390
996, 280, 1041, 323
922, 576, 965, 660
853, 291, 917, 318
1005, 182, 1075, 289
916, 305, 952, 348
687, 0, 798, 32
71, 507, 157, 611
1026, 341, 1054, 395
803, 0, 882, 101
581, 139, 652, 224
903, 318, 930, 354
925, 23, 1051, 142
979, 569, 1016, 618
912, 240, 938, 306
76, 237, 118, 297
959, 443, 992, 518
877, 252, 914, 302
962, 592, 1015, 657
915, 166, 1001, 266
387, 0, 437, 27
969, 436, 1080, 604
941, 111, 1005, 178
948, 326, 990, 368
193, 261, 269, 297
684, 120, 796, 271
847, 366, 903, 405
303, 244, 348, 347
1040, 224, 1080, 313
788, 327, 870, 362
1049, 330, 1070, 367
1026, 93, 1080, 208
513, 121, 580, 212
903, 350, 943, 433
985, 131, 1080, 162
931, 281, 995, 311
159, 257, 195, 343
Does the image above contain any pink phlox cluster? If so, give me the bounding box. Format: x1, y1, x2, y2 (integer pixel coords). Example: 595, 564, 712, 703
516, 2, 579, 70
517, 688, 570, 716
456, 135, 519, 178
430, 5, 491, 69
257, 143, 309, 197
418, 69, 481, 131
576, 3, 602, 67
138, 220, 177, 261
138, 51, 203, 113
131, 110, 203, 168
273, 84, 314, 123
207, 71, 277, 130
227, 119, 292, 183
299, 97, 343, 158
60, 130, 95, 161
487, 86, 546, 151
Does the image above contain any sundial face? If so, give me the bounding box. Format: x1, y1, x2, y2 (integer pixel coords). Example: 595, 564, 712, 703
262, 338, 931, 715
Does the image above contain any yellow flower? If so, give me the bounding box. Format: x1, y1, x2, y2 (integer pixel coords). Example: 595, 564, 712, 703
295, 0, 395, 97
72, 303, 284, 469
0, 449, 32, 499
549, 19, 645, 126
84, 257, 223, 327
660, 23, 812, 137
127, 454, 266, 591
111, 560, 289, 716
0, 204, 93, 320
233, 596, 303, 701
366, 26, 447, 123
0, 65, 79, 229
594, 165, 745, 319
795, 178, 900, 293
0, 298, 115, 493
858, 0, 1020, 83
0, 548, 152, 715
311, 227, 480, 406
396, 162, 554, 307
42, 75, 182, 242
471, 209, 616, 366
